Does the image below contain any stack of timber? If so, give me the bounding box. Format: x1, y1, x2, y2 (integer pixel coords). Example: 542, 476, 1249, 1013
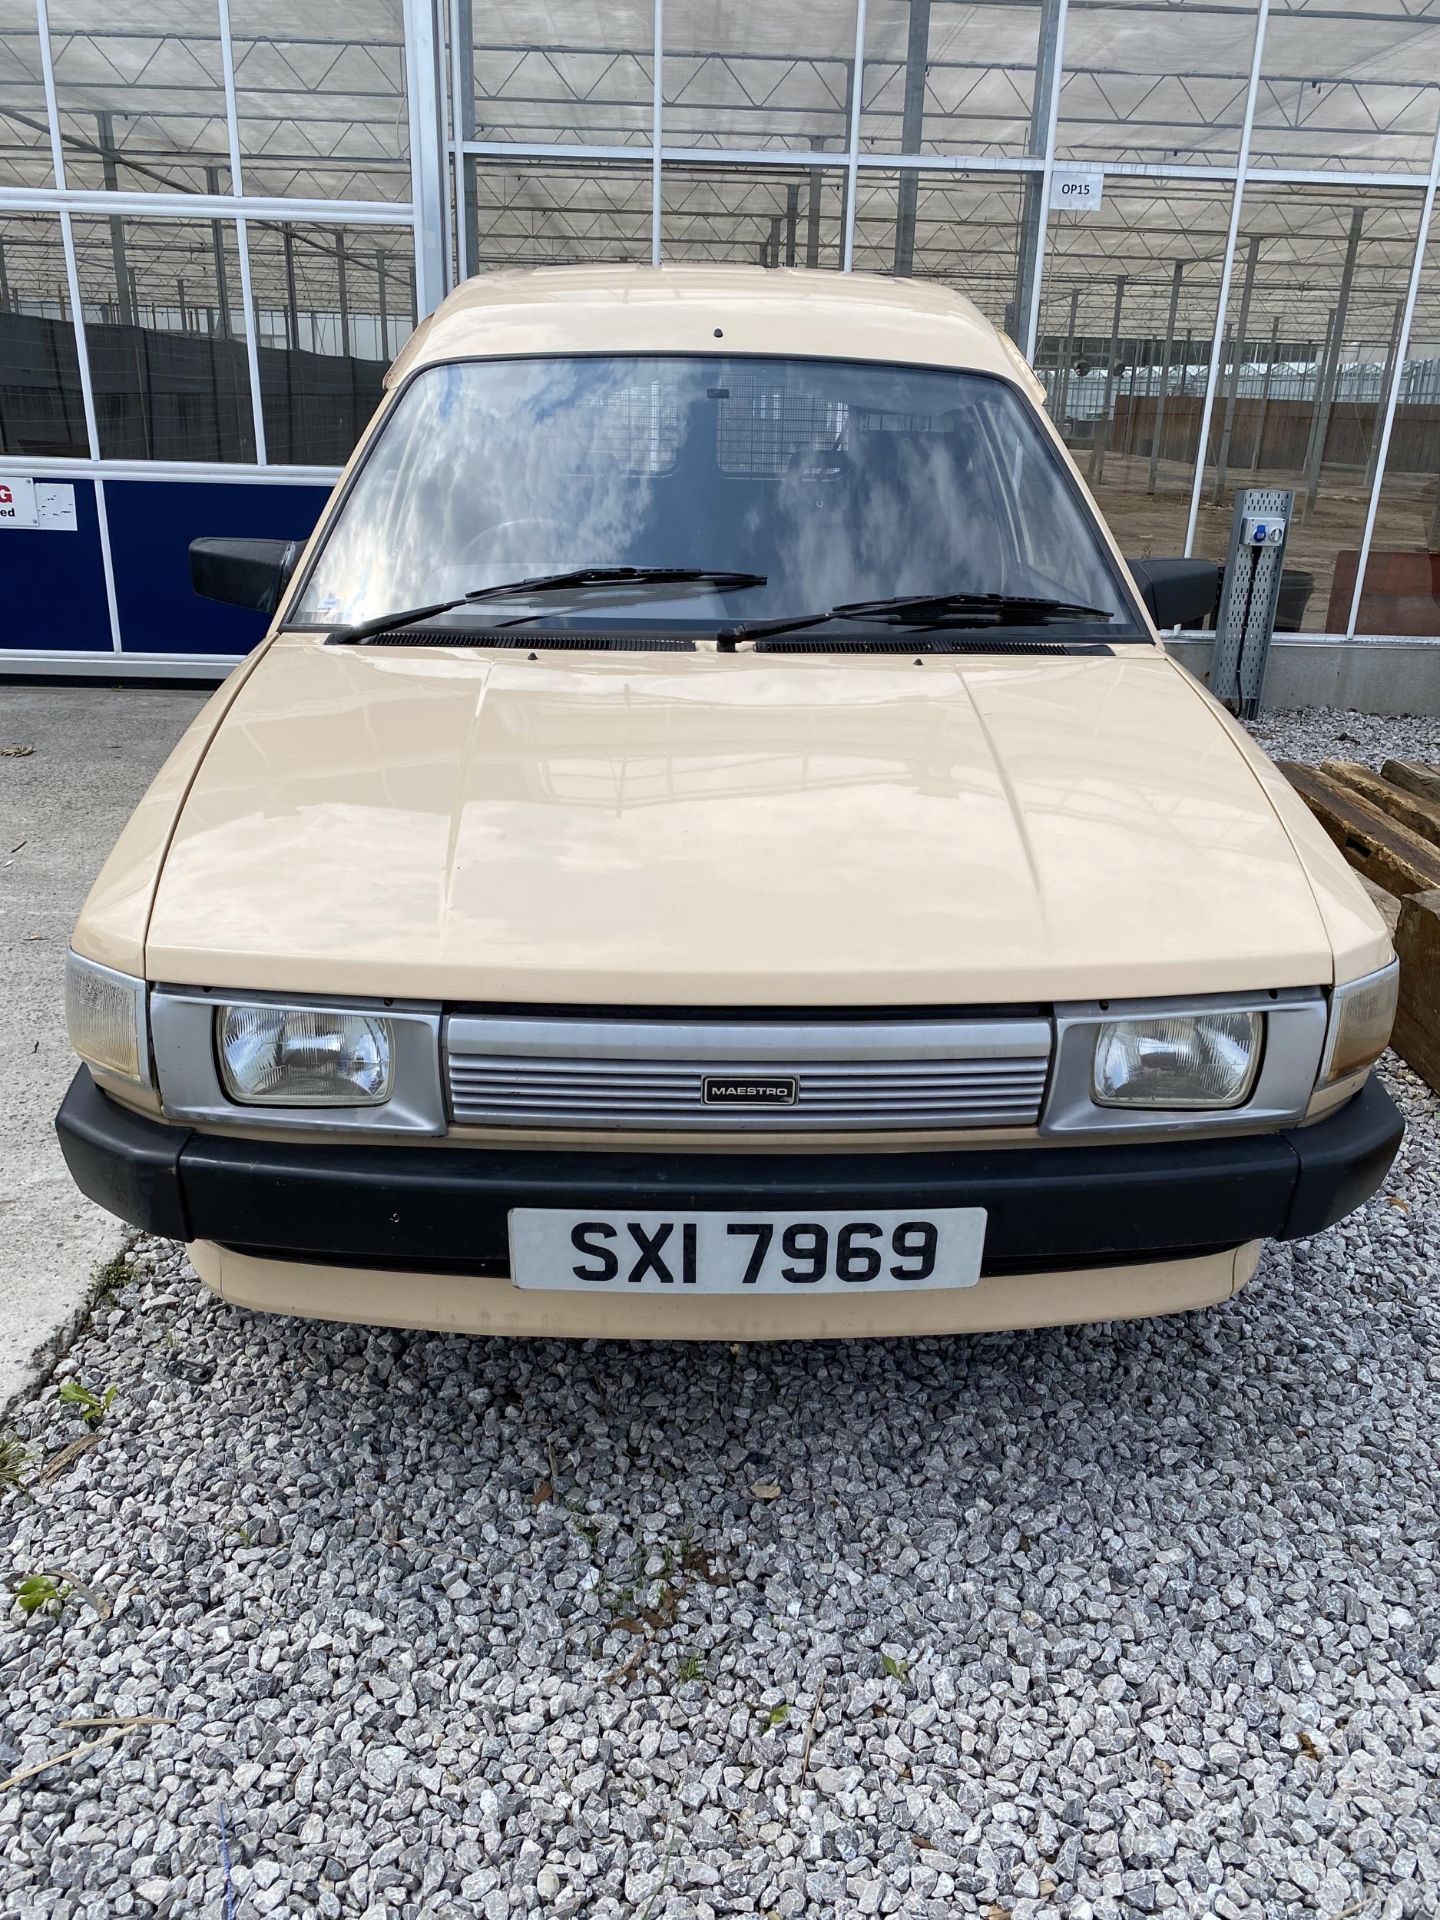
1278, 757, 1440, 1094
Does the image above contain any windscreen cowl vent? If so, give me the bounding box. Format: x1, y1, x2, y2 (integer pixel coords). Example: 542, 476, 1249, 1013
360, 631, 697, 651
752, 636, 1114, 656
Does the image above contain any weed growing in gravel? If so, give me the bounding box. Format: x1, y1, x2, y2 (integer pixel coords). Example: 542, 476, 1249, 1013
55, 1381, 118, 1429
0, 1432, 33, 1492
673, 1648, 706, 1685
765, 1702, 790, 1728
881, 1653, 910, 1681
90, 1249, 135, 1303
13, 1573, 68, 1619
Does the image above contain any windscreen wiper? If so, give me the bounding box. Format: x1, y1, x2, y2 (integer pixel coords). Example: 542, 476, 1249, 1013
327, 567, 768, 646
720, 591, 1112, 643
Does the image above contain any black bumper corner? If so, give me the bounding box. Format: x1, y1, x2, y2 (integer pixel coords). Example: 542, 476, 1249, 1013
55, 1067, 1404, 1278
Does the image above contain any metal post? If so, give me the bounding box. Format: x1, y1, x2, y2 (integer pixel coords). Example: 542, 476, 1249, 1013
1299, 310, 1335, 487
1348, 111, 1440, 636
0, 238, 9, 311
96, 111, 135, 326
1363, 297, 1404, 495
455, 0, 479, 276
1120, 340, 1145, 461
768, 214, 783, 268
651, 0, 663, 265
1183, 0, 1272, 555
1055, 285, 1078, 433
1250, 314, 1280, 469
1212, 231, 1260, 503
893, 0, 932, 276
283, 225, 299, 350
1304, 205, 1363, 516
1016, 0, 1065, 352
1087, 272, 1125, 484
841, 0, 869, 270
806, 166, 823, 267
176, 275, 186, 331
336, 229, 350, 357
784, 182, 799, 267
377, 249, 389, 357
205, 163, 232, 339
1147, 260, 1183, 494
401, 0, 448, 311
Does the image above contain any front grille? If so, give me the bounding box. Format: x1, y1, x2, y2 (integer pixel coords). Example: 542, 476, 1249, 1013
446, 1013, 1051, 1132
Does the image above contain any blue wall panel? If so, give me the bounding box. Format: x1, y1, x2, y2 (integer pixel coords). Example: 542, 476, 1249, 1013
2, 479, 112, 652
106, 478, 331, 657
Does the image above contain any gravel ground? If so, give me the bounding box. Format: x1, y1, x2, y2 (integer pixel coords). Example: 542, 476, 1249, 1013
2, 710, 1438, 1920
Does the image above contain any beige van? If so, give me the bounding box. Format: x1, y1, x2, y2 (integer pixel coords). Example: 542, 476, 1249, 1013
58, 265, 1403, 1339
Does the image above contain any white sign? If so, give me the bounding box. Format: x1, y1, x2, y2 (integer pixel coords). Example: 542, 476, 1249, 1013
36, 482, 77, 532
1052, 167, 1104, 212
0, 476, 38, 529
0, 477, 78, 531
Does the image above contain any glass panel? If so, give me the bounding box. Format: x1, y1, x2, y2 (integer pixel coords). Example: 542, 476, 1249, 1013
295, 355, 1143, 635
460, 0, 654, 149
0, 214, 88, 457
246, 221, 415, 465
662, 164, 845, 267
664, 0, 856, 154
850, 171, 1025, 326
1252, 1, 1440, 174
46, 1, 231, 195
0, 14, 55, 188
1351, 220, 1440, 637
462, 158, 651, 269
1055, 0, 1260, 167
861, 0, 1041, 158
1192, 185, 1425, 633
71, 214, 256, 460
230, 0, 410, 201
1034, 177, 1234, 558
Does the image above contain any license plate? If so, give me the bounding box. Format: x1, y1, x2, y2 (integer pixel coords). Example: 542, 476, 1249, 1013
508, 1207, 986, 1293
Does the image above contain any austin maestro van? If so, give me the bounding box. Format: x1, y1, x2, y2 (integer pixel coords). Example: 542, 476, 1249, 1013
57, 265, 1403, 1340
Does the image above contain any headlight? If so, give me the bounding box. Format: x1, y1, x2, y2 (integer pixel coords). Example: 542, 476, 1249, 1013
65, 950, 149, 1086
1319, 961, 1398, 1087
217, 1005, 393, 1106
1092, 1011, 1262, 1109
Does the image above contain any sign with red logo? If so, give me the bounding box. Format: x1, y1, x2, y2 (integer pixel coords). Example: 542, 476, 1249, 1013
0, 476, 40, 528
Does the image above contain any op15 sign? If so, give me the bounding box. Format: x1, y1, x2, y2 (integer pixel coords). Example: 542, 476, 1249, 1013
1052, 168, 1104, 212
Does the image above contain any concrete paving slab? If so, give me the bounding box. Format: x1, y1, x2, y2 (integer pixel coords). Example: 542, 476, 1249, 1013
0, 683, 207, 1407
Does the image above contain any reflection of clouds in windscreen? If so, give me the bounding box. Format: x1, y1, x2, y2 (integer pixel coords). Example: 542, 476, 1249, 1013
767, 434, 993, 607
309, 363, 712, 621
299, 356, 1123, 626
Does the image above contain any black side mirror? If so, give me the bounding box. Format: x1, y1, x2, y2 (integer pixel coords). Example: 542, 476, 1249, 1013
1125, 557, 1220, 631
190, 536, 302, 614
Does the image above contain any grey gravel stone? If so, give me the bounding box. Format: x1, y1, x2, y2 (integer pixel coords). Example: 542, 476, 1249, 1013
2, 705, 1438, 1918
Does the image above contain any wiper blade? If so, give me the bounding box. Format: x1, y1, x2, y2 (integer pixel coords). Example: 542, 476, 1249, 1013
328, 567, 767, 645
722, 591, 1111, 643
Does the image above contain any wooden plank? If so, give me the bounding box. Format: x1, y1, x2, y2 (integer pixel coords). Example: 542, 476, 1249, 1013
1381, 760, 1440, 808
1393, 887, 1440, 1094
1278, 762, 1440, 896
1321, 760, 1440, 850
1356, 873, 1402, 938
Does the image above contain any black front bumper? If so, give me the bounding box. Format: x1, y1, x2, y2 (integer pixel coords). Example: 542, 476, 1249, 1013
56, 1067, 1403, 1277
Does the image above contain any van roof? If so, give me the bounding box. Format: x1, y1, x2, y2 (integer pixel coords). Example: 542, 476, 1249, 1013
386, 263, 1038, 394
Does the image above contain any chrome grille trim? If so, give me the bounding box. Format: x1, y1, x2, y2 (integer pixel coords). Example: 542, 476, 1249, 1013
445, 1015, 1051, 1131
